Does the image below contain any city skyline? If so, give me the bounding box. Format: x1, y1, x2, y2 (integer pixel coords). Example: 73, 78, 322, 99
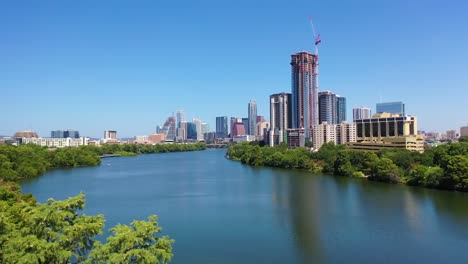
1, 1, 467, 137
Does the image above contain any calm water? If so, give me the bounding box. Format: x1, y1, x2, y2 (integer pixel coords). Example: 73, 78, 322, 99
22, 149, 468, 263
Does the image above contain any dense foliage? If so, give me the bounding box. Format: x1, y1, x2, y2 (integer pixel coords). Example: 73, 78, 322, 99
227, 141, 468, 192
0, 143, 205, 263
0, 180, 174, 263
0, 143, 206, 182
86, 142, 206, 156
0, 144, 100, 181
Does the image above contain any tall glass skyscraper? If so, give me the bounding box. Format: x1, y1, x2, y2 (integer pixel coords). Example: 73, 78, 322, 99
318, 91, 336, 124
336, 96, 346, 123
291, 52, 318, 139
248, 100, 257, 136
215, 116, 228, 138
376, 102, 405, 116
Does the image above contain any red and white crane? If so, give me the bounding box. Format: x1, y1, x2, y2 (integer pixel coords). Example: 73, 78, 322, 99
309, 17, 321, 56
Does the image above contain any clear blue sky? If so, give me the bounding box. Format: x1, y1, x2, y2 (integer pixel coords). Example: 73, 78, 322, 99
1, 0, 467, 138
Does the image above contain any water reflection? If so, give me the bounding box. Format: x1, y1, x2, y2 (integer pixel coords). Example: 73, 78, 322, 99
269, 168, 468, 263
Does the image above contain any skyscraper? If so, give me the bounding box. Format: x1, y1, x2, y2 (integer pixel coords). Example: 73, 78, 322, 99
336, 96, 346, 123
248, 100, 257, 136
216, 116, 228, 138
353, 107, 372, 121
230, 117, 242, 138
186, 122, 197, 140
318, 91, 337, 124
176, 110, 185, 128
161, 116, 176, 141
291, 51, 319, 139
270, 93, 292, 145
376, 102, 405, 116
192, 118, 203, 141
201, 123, 209, 135
242, 118, 249, 136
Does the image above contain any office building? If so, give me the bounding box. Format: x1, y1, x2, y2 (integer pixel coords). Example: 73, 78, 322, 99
148, 133, 165, 144
201, 123, 209, 135
242, 118, 249, 136
161, 116, 176, 141
446, 130, 457, 140
177, 121, 188, 141
313, 122, 337, 149
353, 107, 372, 121
135, 135, 149, 141
313, 122, 356, 150
248, 100, 257, 136
230, 117, 242, 138
13, 130, 38, 138
187, 122, 197, 140
318, 91, 337, 124
336, 96, 346, 123
51, 130, 80, 139
461, 126, 468, 137
286, 128, 305, 149
291, 51, 319, 139
104, 130, 117, 140
256, 121, 270, 141
376, 101, 405, 116
348, 113, 424, 152
176, 110, 185, 128
231, 122, 246, 137
270, 93, 292, 146
216, 116, 228, 139
192, 119, 203, 141
337, 122, 356, 146
256, 116, 265, 123
20, 137, 88, 148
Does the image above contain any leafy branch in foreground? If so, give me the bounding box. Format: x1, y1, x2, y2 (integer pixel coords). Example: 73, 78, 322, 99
0, 182, 173, 264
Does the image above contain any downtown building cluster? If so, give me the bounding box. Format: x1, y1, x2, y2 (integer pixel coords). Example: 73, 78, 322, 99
263, 51, 429, 153
266, 51, 357, 150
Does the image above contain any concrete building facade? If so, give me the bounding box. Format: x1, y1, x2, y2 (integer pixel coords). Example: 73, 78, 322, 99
348, 113, 424, 152
291, 52, 319, 140
270, 93, 292, 146
353, 107, 372, 121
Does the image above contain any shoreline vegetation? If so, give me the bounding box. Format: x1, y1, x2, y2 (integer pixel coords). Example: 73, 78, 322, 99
0, 142, 205, 263
227, 141, 468, 192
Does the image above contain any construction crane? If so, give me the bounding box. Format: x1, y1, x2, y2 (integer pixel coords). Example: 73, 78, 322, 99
309, 17, 321, 56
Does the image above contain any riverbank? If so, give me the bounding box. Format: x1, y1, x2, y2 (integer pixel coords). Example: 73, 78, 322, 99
227, 142, 468, 192
0, 143, 209, 262
0, 142, 206, 182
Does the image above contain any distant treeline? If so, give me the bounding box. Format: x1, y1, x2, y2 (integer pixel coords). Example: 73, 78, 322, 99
227, 142, 468, 192
0, 142, 206, 181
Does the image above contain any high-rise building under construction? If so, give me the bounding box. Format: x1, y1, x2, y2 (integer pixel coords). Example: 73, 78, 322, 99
290, 51, 319, 139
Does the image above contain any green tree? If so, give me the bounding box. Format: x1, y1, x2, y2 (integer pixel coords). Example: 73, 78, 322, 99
87, 215, 174, 264
334, 151, 354, 177
0, 193, 104, 263
441, 155, 468, 191
369, 157, 401, 183
423, 167, 444, 188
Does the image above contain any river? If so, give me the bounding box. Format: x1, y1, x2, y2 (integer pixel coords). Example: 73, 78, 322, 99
21, 149, 468, 263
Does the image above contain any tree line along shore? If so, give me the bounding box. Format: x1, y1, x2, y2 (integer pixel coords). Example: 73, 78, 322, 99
0, 142, 205, 263
227, 141, 468, 192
